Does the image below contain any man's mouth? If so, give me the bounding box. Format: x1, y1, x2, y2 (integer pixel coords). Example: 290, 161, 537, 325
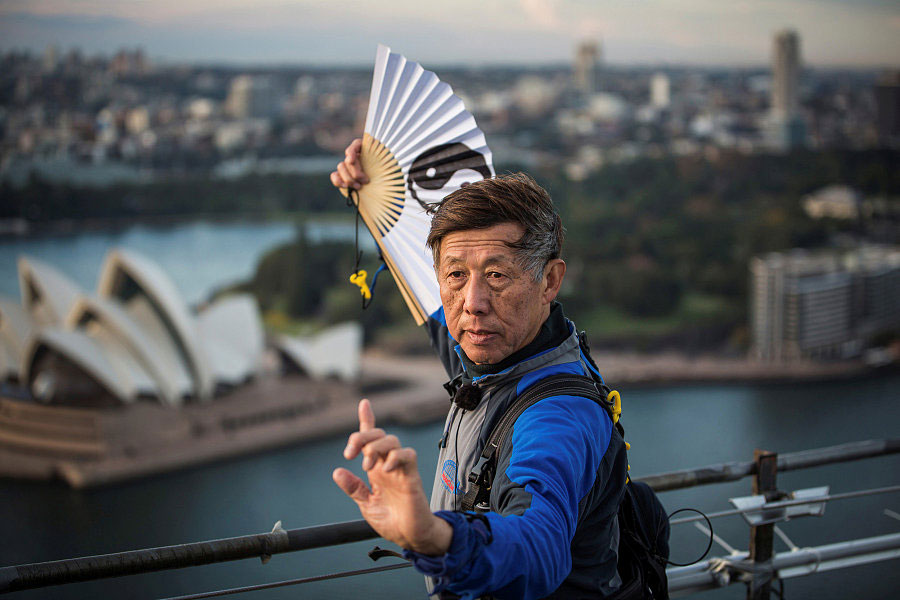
465, 330, 497, 344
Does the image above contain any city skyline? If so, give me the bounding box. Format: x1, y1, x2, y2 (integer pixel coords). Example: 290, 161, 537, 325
1, 0, 898, 67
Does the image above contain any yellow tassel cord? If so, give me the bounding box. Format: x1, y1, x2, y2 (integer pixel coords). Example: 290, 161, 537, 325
350, 270, 371, 300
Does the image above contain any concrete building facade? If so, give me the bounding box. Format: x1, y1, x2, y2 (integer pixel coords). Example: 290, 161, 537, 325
574, 40, 601, 95
768, 29, 805, 150
751, 247, 900, 361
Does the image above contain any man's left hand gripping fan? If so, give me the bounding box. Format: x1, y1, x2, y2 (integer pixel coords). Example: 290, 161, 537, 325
339, 44, 495, 325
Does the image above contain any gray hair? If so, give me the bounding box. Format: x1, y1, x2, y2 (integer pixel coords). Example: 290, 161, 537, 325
425, 173, 564, 281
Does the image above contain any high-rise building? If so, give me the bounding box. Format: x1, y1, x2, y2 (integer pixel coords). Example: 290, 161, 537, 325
751, 247, 900, 361
42, 45, 58, 72
574, 41, 601, 95
109, 48, 148, 76
772, 29, 800, 120
767, 29, 805, 149
225, 75, 278, 120
874, 71, 900, 148
650, 73, 670, 109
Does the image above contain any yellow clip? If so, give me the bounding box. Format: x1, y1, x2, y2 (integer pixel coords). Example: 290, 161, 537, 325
625, 442, 631, 450
608, 390, 621, 424
350, 270, 371, 300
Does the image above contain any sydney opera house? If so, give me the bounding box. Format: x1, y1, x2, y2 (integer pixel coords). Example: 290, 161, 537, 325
0, 249, 383, 487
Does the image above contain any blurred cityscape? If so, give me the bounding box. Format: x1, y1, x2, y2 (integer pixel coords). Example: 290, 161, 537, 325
2, 30, 898, 187
1, 31, 898, 367
2, 13, 899, 600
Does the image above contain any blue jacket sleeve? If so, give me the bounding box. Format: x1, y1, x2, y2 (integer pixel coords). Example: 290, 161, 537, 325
405, 394, 613, 599
425, 306, 463, 380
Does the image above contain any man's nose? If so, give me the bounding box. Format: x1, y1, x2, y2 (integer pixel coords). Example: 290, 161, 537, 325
463, 276, 491, 315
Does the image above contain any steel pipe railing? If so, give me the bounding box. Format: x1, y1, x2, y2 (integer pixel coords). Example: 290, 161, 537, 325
668, 532, 900, 596
0, 520, 377, 594
2, 437, 898, 594
637, 438, 900, 492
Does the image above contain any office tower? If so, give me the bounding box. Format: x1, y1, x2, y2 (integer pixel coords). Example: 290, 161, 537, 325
874, 71, 900, 148
767, 29, 805, 149
650, 72, 670, 109
42, 45, 58, 72
772, 29, 800, 120
574, 40, 601, 95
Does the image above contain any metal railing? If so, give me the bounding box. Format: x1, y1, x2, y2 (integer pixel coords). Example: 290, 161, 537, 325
1, 437, 898, 597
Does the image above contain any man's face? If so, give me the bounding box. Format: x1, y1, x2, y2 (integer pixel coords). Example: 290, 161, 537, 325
436, 222, 553, 365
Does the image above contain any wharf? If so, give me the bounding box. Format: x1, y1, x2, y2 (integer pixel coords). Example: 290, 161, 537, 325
0, 352, 448, 488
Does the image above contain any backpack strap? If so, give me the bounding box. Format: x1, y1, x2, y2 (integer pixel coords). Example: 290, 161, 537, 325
460, 374, 610, 512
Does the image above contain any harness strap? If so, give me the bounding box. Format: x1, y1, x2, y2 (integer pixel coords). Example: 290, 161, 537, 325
460, 374, 610, 512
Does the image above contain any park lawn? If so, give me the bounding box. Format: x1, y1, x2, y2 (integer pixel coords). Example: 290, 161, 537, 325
580, 293, 739, 339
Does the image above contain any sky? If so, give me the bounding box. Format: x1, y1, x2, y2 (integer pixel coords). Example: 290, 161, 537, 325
0, 0, 898, 67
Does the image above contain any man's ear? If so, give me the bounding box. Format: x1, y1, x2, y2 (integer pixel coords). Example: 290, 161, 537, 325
541, 259, 566, 304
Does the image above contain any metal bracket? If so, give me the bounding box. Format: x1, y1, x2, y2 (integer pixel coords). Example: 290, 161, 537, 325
730, 486, 829, 526
260, 520, 287, 564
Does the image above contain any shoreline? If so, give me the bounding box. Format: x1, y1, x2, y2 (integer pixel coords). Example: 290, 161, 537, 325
0, 211, 354, 239
586, 351, 894, 390
0, 351, 892, 488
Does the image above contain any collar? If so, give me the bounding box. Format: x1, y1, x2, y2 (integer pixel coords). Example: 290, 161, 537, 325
458, 302, 571, 381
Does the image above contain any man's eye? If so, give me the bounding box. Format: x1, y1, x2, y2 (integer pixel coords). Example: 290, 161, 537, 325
487, 271, 504, 279
448, 271, 464, 279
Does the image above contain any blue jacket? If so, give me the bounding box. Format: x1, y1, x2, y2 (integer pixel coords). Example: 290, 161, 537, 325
405, 305, 628, 599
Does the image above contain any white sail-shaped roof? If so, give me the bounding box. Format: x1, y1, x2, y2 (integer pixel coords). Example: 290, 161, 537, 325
18, 256, 84, 327
276, 322, 363, 382
0, 340, 11, 381
197, 294, 264, 386
0, 296, 35, 381
22, 328, 139, 404
66, 295, 189, 405
98, 249, 214, 400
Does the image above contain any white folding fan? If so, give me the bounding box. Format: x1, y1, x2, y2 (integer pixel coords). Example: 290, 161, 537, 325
341, 44, 495, 325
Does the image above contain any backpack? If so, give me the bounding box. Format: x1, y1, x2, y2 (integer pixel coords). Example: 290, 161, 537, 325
459, 337, 670, 600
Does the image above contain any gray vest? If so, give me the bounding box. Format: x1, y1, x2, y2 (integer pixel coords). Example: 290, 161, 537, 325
427, 324, 627, 597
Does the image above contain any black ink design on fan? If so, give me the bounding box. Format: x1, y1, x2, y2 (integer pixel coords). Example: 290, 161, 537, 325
407, 143, 492, 210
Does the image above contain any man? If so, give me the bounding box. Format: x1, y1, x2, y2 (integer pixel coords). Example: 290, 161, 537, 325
330, 143, 628, 599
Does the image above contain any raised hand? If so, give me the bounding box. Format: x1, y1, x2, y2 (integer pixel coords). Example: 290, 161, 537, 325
329, 138, 370, 190
333, 399, 452, 555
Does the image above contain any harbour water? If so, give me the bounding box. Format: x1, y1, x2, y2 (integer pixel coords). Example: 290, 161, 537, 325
1, 373, 898, 599
1, 222, 898, 598
0, 218, 371, 306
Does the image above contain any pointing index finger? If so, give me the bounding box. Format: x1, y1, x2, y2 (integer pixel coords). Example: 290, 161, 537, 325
358, 398, 375, 432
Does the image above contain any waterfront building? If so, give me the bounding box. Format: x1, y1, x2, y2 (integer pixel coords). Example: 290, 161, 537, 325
2, 249, 362, 407
275, 322, 362, 382
18, 257, 83, 328
99, 249, 215, 401
751, 247, 900, 361
0, 297, 33, 381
